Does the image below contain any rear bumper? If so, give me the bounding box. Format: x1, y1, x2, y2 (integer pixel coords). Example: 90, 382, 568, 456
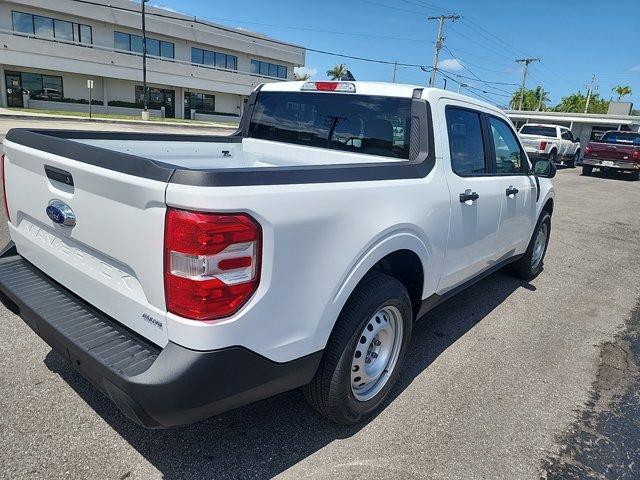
583, 158, 640, 170
0, 242, 322, 428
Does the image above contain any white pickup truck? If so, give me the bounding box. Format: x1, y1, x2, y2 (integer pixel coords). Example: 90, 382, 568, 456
519, 123, 581, 168
0, 81, 556, 428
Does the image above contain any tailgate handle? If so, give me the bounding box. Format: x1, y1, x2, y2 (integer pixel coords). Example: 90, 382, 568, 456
44, 165, 74, 186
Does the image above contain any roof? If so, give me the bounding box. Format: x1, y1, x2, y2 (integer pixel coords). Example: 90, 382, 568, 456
506, 110, 640, 126
259, 82, 503, 113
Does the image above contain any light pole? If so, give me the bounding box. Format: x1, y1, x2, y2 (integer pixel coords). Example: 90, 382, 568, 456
141, 0, 150, 120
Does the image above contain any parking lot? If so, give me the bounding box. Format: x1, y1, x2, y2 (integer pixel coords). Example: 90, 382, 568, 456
0, 119, 639, 479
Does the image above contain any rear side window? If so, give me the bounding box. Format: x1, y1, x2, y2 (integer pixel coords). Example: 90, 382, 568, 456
520, 125, 556, 137
446, 107, 486, 175
248, 92, 412, 159
489, 117, 526, 174
601, 131, 640, 145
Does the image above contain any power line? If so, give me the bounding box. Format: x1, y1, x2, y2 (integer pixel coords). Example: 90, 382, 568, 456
442, 45, 518, 92
356, 0, 430, 15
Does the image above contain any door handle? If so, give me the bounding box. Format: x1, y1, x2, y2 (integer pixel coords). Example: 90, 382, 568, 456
505, 186, 519, 196
459, 190, 480, 203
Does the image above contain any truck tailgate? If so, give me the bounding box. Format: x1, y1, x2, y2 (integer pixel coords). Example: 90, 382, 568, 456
3, 138, 170, 347
587, 142, 639, 163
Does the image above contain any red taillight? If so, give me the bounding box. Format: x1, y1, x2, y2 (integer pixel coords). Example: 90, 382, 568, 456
539, 141, 548, 151
633, 149, 640, 161
585, 145, 592, 156
300, 81, 356, 93
0, 154, 9, 222
164, 208, 261, 321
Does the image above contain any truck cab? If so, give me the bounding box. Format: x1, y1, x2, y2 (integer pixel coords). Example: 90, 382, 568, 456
519, 123, 581, 168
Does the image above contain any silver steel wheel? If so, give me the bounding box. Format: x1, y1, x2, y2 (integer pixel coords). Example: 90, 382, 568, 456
350, 305, 404, 402
531, 222, 548, 269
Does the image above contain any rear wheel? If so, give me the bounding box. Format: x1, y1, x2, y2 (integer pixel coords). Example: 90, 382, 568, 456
631, 171, 640, 181
582, 164, 593, 176
509, 212, 551, 281
303, 273, 412, 425
548, 150, 558, 165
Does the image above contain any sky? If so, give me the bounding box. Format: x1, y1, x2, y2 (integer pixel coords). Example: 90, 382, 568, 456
151, 0, 640, 108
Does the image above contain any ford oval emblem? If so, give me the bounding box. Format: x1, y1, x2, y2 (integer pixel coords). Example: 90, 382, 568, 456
46, 200, 76, 227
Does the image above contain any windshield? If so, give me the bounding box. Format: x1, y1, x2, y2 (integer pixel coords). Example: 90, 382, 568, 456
248, 92, 413, 159
520, 125, 557, 137
601, 131, 640, 145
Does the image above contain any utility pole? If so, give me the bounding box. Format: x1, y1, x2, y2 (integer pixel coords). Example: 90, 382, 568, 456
537, 86, 544, 111
392, 61, 398, 83
515, 57, 540, 110
584, 74, 597, 113
457, 82, 467, 94
428, 14, 460, 87
141, 0, 150, 119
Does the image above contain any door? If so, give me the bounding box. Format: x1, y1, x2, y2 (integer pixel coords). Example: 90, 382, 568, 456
439, 104, 504, 292
5, 74, 24, 108
559, 128, 572, 156
487, 115, 537, 256
164, 89, 175, 118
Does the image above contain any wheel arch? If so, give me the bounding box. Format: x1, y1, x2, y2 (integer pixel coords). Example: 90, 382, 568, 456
331, 231, 430, 324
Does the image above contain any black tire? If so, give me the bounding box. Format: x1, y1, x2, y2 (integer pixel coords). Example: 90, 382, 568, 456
631, 171, 640, 181
509, 211, 551, 281
548, 149, 558, 165
568, 151, 579, 168
582, 164, 593, 176
303, 273, 413, 425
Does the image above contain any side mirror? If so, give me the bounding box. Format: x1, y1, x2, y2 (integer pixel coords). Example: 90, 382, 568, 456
532, 158, 557, 178
575, 137, 581, 144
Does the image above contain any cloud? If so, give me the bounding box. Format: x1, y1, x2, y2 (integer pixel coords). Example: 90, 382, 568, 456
294, 66, 318, 79
630, 65, 640, 72
437, 58, 464, 71
151, 4, 178, 12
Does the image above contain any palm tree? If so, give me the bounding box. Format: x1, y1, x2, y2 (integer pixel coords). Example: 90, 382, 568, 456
293, 72, 311, 81
509, 86, 550, 111
612, 85, 632, 101
326, 63, 348, 80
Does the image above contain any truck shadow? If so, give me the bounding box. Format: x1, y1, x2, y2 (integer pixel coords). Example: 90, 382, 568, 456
44, 270, 533, 480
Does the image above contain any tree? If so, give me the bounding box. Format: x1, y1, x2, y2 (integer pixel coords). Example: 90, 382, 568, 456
509, 86, 550, 111
293, 72, 311, 81
553, 91, 609, 114
326, 63, 348, 80
612, 85, 632, 101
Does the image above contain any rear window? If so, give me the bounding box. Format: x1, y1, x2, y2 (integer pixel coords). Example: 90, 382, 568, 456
601, 131, 640, 145
248, 92, 413, 159
519, 125, 557, 137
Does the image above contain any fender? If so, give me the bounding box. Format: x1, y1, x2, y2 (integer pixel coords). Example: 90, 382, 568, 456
332, 228, 432, 309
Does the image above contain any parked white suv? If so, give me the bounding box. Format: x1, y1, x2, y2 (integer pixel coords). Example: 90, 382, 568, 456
0, 82, 555, 428
519, 123, 581, 168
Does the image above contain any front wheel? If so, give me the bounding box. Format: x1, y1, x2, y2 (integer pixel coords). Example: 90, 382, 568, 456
509, 212, 551, 280
631, 171, 640, 181
303, 273, 413, 425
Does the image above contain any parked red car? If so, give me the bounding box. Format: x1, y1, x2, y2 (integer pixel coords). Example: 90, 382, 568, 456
582, 131, 640, 181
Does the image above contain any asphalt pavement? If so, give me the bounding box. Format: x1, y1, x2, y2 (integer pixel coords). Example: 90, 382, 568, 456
0, 119, 638, 479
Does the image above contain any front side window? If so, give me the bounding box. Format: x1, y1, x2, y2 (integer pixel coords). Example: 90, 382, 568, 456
489, 116, 526, 174
249, 92, 413, 160
446, 107, 486, 175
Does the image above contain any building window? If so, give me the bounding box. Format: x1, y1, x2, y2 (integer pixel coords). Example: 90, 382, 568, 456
114, 32, 174, 59
251, 60, 287, 79
8, 71, 64, 99
185, 91, 216, 114
11, 11, 92, 44
190, 47, 238, 71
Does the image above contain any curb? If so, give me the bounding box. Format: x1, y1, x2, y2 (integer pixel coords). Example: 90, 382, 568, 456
0, 113, 238, 129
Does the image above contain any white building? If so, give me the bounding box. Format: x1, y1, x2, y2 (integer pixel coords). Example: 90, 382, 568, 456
506, 110, 640, 151
0, 0, 306, 121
